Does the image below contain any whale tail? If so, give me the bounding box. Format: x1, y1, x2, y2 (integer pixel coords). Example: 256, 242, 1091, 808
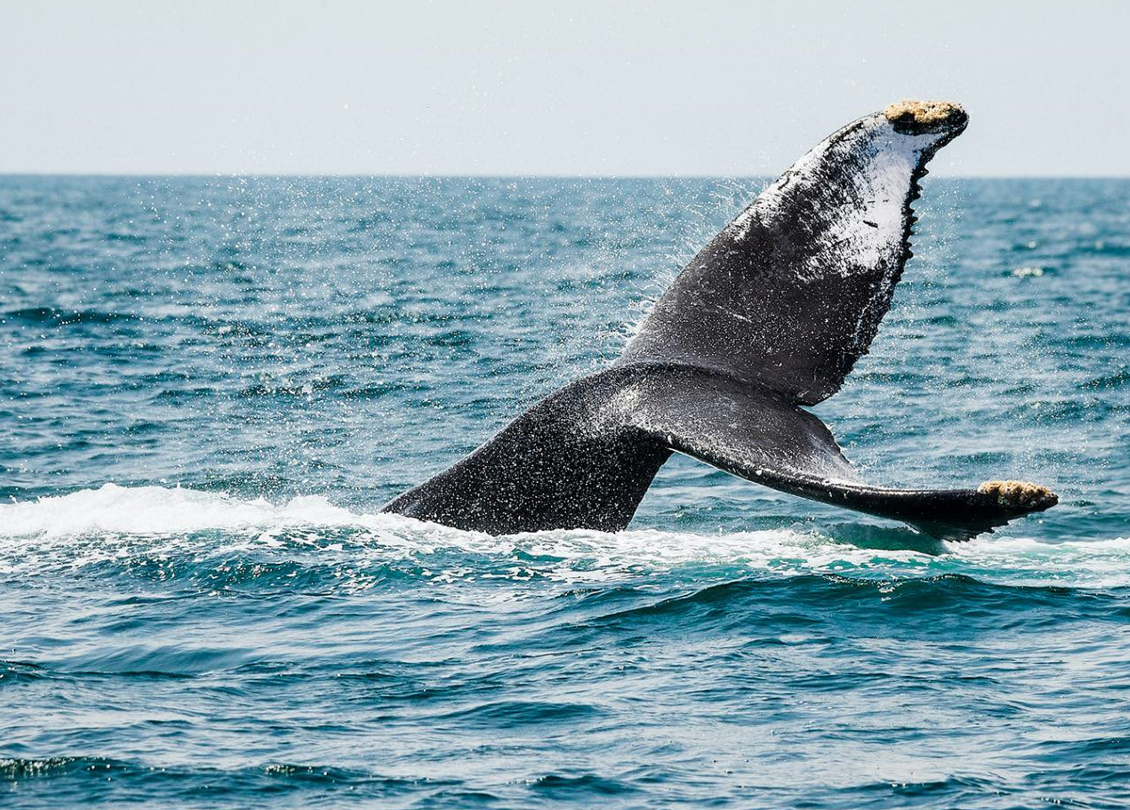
384, 101, 1059, 539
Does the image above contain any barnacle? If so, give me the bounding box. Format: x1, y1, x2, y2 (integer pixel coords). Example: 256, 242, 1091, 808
977, 480, 1058, 509
885, 100, 964, 127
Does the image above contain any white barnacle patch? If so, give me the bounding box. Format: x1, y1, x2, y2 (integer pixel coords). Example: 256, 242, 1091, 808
885, 100, 964, 128
977, 479, 1058, 509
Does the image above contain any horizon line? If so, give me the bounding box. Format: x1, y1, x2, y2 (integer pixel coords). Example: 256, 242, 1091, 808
3, 171, 1130, 181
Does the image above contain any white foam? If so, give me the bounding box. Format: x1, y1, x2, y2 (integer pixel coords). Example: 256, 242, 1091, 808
0, 483, 369, 537
1, 484, 1128, 588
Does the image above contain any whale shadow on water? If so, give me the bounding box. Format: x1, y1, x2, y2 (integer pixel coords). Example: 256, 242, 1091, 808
383, 101, 1059, 542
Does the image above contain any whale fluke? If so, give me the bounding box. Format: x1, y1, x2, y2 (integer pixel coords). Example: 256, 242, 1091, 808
383, 102, 1059, 540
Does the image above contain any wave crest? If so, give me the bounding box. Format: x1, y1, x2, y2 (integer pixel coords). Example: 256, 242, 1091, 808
2, 484, 1129, 589
0, 483, 377, 537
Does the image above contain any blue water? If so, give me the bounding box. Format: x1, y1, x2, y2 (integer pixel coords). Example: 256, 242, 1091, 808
1, 175, 1129, 809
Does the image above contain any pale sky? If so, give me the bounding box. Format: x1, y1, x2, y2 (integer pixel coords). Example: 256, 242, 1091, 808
2, 0, 1128, 176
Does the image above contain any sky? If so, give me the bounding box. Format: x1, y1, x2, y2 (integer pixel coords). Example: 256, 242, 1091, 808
2, 0, 1129, 177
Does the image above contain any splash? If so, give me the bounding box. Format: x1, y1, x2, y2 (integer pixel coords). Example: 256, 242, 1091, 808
2, 484, 1128, 589
1, 483, 372, 537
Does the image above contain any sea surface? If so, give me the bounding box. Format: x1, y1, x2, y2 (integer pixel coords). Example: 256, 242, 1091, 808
1, 175, 1129, 809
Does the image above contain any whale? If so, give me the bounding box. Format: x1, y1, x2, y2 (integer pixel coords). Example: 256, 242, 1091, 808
382, 101, 1058, 541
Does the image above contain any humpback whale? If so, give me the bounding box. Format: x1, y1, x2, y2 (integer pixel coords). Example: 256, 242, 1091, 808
382, 101, 1058, 541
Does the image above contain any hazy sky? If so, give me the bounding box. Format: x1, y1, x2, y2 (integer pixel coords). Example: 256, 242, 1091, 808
3, 0, 1128, 176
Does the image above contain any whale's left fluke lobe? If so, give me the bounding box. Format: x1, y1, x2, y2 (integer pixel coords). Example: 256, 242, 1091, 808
619, 101, 968, 405
383, 101, 1059, 540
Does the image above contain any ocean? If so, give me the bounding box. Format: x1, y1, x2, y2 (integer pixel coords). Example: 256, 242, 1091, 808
1, 175, 1129, 808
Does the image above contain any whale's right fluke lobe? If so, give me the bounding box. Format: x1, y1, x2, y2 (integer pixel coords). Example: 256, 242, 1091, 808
620, 101, 968, 405
624, 365, 1058, 542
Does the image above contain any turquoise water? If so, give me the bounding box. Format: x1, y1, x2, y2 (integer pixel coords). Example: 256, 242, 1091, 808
1, 175, 1129, 808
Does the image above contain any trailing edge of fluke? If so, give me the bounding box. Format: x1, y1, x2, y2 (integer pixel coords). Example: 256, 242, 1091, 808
382, 101, 1059, 541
